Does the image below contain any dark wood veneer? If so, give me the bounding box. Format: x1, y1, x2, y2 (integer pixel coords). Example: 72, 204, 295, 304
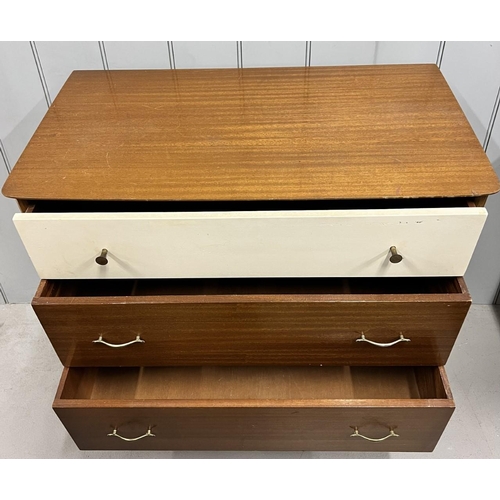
33, 277, 471, 367
53, 365, 454, 451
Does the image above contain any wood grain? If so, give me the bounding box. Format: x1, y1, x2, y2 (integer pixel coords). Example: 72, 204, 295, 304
53, 406, 455, 451
59, 366, 445, 400
53, 365, 454, 451
3, 65, 498, 201
33, 277, 471, 367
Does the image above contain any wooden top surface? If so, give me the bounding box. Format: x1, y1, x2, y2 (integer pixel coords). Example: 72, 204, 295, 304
3, 65, 499, 201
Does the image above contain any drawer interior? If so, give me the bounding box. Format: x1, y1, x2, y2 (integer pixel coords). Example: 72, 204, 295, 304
60, 366, 449, 401
26, 197, 474, 214
39, 276, 466, 298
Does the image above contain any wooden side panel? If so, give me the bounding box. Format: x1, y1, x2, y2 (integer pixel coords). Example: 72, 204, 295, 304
34, 298, 470, 367
53, 405, 454, 452
14, 207, 487, 279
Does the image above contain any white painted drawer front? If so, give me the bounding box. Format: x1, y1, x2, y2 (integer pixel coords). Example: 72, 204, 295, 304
13, 207, 487, 279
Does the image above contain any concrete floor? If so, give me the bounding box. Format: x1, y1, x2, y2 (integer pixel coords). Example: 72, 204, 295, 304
1, 303, 499, 459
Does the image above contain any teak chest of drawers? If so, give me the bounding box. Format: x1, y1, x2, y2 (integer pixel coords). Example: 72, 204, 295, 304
3, 64, 499, 452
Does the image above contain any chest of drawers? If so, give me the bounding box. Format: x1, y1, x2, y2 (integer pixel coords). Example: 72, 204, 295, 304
2, 64, 499, 452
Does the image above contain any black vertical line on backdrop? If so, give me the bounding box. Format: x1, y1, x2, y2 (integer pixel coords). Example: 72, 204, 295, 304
237, 42, 243, 68
305, 42, 312, 67
98, 42, 109, 70
30, 42, 51, 107
0, 139, 12, 174
236, 41, 240, 68
436, 41, 446, 68
483, 86, 500, 151
167, 42, 174, 69
0, 281, 8, 304
170, 42, 176, 70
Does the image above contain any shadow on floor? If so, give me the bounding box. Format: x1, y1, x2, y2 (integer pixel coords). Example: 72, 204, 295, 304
491, 305, 500, 333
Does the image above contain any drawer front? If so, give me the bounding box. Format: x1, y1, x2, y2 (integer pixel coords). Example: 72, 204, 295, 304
15, 207, 486, 279
54, 406, 453, 452
53, 366, 455, 451
33, 280, 471, 367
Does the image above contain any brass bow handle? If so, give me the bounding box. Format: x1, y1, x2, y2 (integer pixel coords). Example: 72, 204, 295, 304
356, 333, 410, 348
350, 427, 399, 442
93, 335, 145, 348
108, 428, 155, 442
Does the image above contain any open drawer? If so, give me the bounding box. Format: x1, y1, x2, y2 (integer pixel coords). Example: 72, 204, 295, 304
14, 198, 486, 279
33, 276, 471, 367
53, 365, 455, 451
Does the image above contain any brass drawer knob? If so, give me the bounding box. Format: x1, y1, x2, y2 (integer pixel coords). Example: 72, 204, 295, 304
95, 248, 108, 265
389, 246, 403, 263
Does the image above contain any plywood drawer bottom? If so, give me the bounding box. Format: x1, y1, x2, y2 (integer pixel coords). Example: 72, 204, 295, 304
54, 365, 454, 451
